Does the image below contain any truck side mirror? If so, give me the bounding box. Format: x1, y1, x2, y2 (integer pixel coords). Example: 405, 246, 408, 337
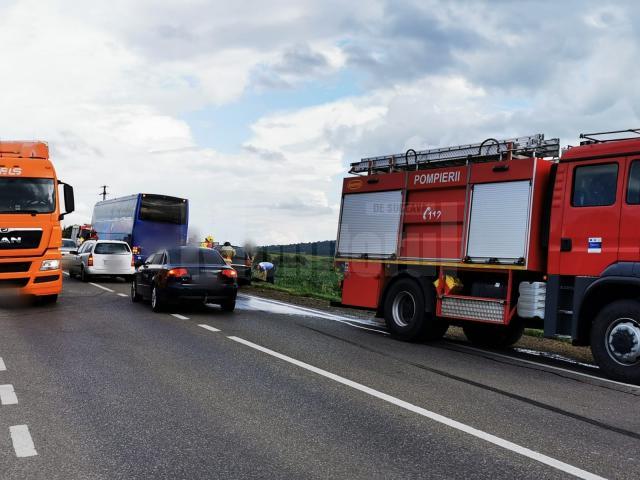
58, 182, 75, 219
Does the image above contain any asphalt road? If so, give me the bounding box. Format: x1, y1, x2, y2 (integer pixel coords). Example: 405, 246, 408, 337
0, 276, 638, 479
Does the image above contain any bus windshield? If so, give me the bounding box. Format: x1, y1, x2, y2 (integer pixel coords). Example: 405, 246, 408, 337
0, 178, 55, 213
139, 195, 187, 225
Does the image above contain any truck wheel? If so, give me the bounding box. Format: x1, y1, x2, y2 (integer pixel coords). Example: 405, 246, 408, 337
590, 300, 640, 384
384, 278, 448, 341
35, 294, 58, 306
462, 318, 524, 349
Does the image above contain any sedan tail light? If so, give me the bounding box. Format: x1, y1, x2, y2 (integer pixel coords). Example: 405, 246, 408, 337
167, 268, 190, 279
220, 268, 238, 281
87, 254, 94, 267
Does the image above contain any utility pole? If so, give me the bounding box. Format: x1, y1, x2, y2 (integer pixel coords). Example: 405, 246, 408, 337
99, 185, 109, 201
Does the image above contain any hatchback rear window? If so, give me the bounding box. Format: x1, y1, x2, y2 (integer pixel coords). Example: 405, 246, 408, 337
94, 243, 131, 254
167, 248, 226, 265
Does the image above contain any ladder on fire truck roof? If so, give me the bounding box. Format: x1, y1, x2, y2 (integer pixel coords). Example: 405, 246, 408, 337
349, 134, 560, 174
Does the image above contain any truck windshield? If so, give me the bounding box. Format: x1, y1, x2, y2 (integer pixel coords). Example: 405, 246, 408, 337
0, 178, 55, 213
139, 195, 187, 225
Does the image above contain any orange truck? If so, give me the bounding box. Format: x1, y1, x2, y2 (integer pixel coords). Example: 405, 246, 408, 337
0, 142, 74, 303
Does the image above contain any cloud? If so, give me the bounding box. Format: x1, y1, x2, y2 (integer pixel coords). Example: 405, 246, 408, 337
0, 0, 639, 247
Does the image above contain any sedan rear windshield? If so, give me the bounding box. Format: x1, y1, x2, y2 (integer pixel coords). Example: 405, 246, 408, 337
62, 240, 76, 248
167, 248, 226, 266
94, 243, 131, 254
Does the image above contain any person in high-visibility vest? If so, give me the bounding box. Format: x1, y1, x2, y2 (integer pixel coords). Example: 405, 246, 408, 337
200, 236, 214, 248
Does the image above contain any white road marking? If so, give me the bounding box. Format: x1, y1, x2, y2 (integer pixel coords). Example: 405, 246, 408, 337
0, 357, 5, 371
228, 336, 606, 480
62, 271, 70, 276
0, 384, 18, 405
447, 342, 640, 392
171, 314, 190, 320
10, 425, 37, 457
89, 283, 114, 293
198, 324, 221, 332
117, 293, 128, 297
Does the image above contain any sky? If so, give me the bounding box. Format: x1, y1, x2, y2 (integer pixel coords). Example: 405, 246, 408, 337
0, 0, 639, 245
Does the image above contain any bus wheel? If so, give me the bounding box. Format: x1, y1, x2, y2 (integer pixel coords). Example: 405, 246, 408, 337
462, 318, 524, 349
591, 300, 640, 384
384, 278, 448, 342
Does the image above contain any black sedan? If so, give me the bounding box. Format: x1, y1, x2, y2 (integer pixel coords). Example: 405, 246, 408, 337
131, 247, 238, 312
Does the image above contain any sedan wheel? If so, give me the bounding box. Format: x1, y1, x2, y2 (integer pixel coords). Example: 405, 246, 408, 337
131, 279, 142, 303
151, 286, 164, 313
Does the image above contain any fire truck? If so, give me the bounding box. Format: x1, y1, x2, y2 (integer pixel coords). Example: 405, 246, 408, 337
335, 129, 640, 383
0, 142, 75, 303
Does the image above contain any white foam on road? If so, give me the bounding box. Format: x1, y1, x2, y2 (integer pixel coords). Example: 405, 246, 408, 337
10, 425, 37, 457
228, 335, 606, 480
0, 384, 18, 405
198, 324, 221, 332
171, 314, 189, 320
0, 357, 5, 371
89, 283, 114, 293
237, 295, 388, 335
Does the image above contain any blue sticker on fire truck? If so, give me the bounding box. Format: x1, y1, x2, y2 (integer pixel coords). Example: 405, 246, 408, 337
588, 237, 602, 253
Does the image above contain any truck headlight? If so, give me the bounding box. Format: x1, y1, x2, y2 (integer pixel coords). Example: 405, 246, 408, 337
40, 259, 60, 271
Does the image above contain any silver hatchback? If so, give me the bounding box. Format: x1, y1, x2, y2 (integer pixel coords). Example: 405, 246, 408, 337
68, 240, 135, 282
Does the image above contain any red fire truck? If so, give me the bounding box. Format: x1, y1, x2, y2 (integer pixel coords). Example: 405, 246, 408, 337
335, 129, 640, 383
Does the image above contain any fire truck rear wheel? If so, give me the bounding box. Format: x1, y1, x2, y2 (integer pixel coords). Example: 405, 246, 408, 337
591, 300, 640, 384
384, 278, 448, 342
462, 318, 524, 349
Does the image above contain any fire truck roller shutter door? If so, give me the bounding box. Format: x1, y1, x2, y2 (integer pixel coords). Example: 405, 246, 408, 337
337, 190, 403, 257
466, 180, 532, 263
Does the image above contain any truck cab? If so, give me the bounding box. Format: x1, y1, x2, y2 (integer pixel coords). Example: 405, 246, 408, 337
0, 142, 74, 303
546, 132, 640, 382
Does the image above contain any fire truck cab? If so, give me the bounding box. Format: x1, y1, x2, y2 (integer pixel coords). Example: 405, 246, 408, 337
335, 130, 640, 383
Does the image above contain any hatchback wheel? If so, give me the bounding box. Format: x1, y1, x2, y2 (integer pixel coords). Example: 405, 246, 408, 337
80, 266, 90, 283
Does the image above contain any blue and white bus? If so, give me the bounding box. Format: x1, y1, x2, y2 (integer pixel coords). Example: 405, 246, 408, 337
92, 193, 189, 261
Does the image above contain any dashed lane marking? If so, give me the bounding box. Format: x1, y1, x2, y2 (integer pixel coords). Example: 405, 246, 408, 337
10, 425, 37, 457
89, 283, 115, 293
117, 293, 128, 298
0, 384, 18, 405
198, 324, 221, 332
62, 271, 70, 276
0, 357, 5, 371
228, 335, 606, 480
171, 314, 190, 320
